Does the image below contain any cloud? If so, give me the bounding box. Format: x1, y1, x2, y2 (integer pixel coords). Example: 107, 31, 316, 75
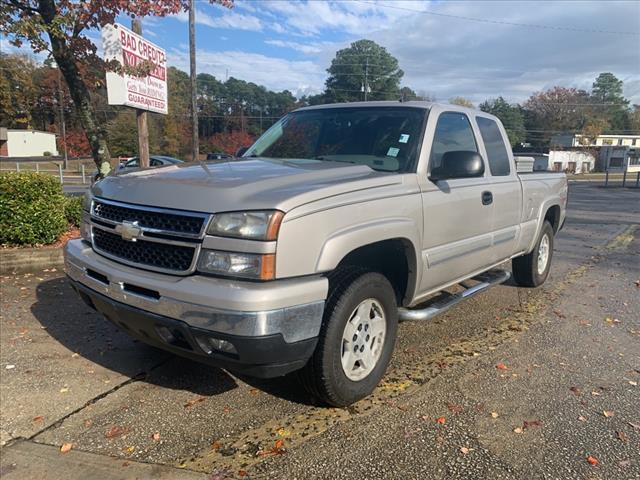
257, 0, 640, 104
174, 9, 263, 32
264, 39, 334, 55
169, 47, 326, 96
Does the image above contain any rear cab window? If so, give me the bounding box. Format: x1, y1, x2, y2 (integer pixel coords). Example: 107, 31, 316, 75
476, 116, 511, 176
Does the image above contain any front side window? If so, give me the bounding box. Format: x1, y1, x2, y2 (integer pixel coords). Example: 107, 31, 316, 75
476, 116, 511, 176
429, 112, 478, 170
244, 107, 427, 173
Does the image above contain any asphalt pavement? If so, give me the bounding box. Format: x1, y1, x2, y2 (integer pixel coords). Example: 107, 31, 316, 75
0, 183, 638, 479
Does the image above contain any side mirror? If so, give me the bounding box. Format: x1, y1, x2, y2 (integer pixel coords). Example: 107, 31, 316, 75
235, 146, 249, 157
430, 150, 484, 181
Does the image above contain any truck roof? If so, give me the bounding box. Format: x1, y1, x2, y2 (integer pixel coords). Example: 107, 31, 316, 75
293, 100, 492, 116
295, 100, 436, 112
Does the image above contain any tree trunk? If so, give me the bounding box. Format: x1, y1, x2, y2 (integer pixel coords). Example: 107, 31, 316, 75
38, 0, 111, 177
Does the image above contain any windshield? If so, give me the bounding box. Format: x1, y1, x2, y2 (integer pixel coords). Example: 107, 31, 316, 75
244, 106, 427, 173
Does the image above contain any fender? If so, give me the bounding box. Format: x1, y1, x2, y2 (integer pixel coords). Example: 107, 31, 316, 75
314, 217, 421, 303
526, 198, 562, 254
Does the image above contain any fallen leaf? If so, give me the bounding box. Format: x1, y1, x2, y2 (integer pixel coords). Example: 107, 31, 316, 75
523, 420, 542, 429
569, 386, 582, 396
616, 431, 628, 442
105, 425, 130, 439
276, 428, 291, 437
84, 419, 93, 428
603, 410, 615, 418
212, 441, 222, 451
460, 447, 470, 455
513, 427, 523, 434
628, 422, 640, 430
586, 456, 599, 466
248, 388, 260, 395
152, 432, 160, 441
496, 363, 508, 370
32, 416, 44, 423
447, 404, 464, 414
238, 470, 248, 478
125, 446, 135, 455
491, 412, 499, 419
436, 416, 446, 425
184, 396, 206, 409
258, 439, 286, 456
420, 415, 429, 421
578, 415, 587, 422
60, 443, 73, 454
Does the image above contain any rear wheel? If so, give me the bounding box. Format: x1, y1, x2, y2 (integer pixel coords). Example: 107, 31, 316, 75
299, 269, 398, 406
512, 220, 554, 287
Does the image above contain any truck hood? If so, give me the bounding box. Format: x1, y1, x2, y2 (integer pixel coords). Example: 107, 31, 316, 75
92, 158, 402, 213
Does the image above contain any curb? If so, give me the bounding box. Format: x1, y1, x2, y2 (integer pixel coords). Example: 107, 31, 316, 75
1, 247, 64, 275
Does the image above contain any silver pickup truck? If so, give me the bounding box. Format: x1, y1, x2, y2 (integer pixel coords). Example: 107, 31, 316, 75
65, 101, 567, 406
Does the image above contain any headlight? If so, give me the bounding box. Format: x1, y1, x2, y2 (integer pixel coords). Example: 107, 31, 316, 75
198, 250, 275, 280
82, 191, 92, 212
207, 211, 283, 241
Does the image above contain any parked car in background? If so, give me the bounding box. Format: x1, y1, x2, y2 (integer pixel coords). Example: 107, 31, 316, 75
66, 101, 567, 406
117, 155, 184, 172
206, 152, 234, 161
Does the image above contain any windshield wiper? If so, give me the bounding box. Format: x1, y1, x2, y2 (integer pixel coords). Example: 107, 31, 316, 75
314, 156, 357, 164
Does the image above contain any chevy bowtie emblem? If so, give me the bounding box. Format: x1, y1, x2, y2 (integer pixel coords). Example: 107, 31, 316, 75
115, 221, 142, 242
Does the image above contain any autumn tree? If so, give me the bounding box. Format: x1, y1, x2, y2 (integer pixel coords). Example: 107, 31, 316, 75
449, 96, 475, 108
0, 53, 38, 128
479, 97, 525, 146
1, 0, 232, 175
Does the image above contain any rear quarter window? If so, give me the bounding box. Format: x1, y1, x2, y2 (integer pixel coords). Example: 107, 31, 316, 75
476, 117, 511, 176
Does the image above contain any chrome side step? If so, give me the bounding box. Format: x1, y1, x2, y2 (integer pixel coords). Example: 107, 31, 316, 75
398, 269, 511, 322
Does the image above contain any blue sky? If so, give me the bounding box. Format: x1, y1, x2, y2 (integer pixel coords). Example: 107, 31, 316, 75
4, 0, 640, 104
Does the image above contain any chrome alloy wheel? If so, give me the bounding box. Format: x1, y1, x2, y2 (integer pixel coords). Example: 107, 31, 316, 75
340, 298, 386, 381
537, 233, 550, 275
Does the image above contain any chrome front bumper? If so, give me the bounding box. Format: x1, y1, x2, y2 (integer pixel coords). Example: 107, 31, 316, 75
64, 239, 327, 343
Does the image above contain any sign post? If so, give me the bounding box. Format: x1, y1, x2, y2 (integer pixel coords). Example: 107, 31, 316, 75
131, 18, 149, 168
102, 23, 168, 167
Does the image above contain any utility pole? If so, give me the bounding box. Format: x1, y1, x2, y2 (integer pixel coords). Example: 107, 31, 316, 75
55, 66, 69, 170
131, 18, 149, 168
364, 57, 369, 102
189, 0, 199, 162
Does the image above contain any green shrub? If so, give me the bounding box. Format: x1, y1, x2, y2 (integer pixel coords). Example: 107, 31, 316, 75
64, 195, 84, 227
0, 172, 68, 245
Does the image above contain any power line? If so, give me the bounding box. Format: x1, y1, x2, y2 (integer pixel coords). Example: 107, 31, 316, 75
356, 0, 640, 37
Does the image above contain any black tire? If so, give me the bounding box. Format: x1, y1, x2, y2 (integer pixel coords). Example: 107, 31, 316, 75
512, 220, 554, 287
299, 268, 398, 406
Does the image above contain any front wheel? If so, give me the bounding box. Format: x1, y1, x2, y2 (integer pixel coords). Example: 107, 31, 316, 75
512, 220, 554, 287
299, 269, 398, 406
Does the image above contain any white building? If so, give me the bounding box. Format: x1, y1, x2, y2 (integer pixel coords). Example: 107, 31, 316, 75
547, 150, 596, 173
0, 128, 59, 157
551, 133, 640, 148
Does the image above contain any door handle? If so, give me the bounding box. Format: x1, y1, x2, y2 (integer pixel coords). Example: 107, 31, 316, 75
482, 191, 493, 205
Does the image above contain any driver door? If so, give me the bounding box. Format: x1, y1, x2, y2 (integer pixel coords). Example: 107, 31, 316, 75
418, 111, 494, 294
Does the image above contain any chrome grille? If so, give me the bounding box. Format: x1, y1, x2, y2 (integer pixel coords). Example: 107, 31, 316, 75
93, 228, 196, 272
93, 199, 205, 235
89, 198, 210, 275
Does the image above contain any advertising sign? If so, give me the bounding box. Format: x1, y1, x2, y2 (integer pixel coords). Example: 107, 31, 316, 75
102, 23, 168, 114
